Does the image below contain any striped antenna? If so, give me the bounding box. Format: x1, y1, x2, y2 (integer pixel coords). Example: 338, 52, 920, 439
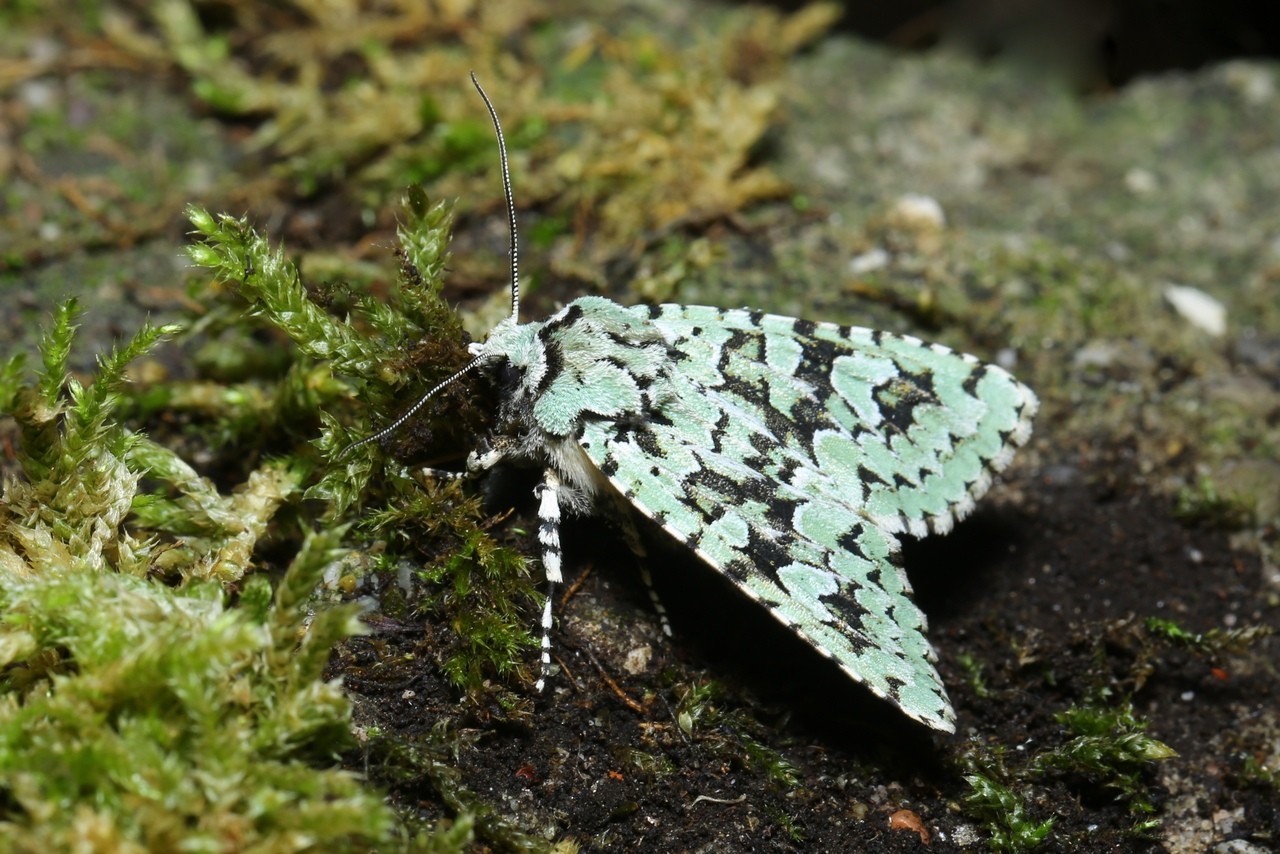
470, 70, 520, 320
336, 355, 483, 459
337, 74, 517, 459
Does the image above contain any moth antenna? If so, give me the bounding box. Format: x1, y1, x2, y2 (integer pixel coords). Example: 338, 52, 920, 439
337, 74, 519, 461
336, 355, 483, 459
470, 71, 520, 321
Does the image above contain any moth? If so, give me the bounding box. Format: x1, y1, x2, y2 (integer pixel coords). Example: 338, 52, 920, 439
343, 75, 1037, 732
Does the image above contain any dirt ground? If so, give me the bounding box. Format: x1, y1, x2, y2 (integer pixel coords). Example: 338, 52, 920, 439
334, 437, 1277, 851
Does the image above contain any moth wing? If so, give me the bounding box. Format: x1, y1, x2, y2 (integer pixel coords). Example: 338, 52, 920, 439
577, 305, 1036, 730
640, 305, 1038, 539
578, 380, 956, 731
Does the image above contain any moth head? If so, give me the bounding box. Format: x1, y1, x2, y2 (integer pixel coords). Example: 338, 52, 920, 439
470, 317, 545, 390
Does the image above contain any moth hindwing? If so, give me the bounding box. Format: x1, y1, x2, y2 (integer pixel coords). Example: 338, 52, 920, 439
344, 77, 1037, 733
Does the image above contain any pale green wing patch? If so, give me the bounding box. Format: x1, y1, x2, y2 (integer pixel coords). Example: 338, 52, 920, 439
577, 372, 956, 731
641, 305, 1038, 538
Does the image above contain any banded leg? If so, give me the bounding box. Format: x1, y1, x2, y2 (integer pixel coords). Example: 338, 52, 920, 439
422, 438, 511, 481
418, 466, 469, 481
638, 565, 672, 639
608, 491, 671, 638
465, 444, 508, 474
534, 468, 564, 691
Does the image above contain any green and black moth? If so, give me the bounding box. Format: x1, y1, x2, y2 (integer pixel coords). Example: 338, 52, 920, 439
343, 75, 1038, 733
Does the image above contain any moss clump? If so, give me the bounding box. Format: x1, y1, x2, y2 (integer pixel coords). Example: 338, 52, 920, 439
102, 1, 838, 280
961, 767, 1055, 852
673, 679, 799, 790
0, 180, 547, 847
1033, 704, 1176, 835
1144, 615, 1274, 659
959, 698, 1177, 850
1172, 476, 1256, 530
187, 188, 538, 700
0, 303, 390, 849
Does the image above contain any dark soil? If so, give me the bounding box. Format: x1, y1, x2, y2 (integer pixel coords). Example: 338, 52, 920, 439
335, 444, 1280, 851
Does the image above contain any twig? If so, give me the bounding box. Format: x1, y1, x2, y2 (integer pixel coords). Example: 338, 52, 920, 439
690, 793, 747, 807
583, 647, 646, 714
560, 561, 594, 608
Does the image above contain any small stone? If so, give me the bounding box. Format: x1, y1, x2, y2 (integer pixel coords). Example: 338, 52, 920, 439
622, 644, 652, 675
1164, 284, 1226, 336
849, 247, 890, 275
1125, 167, 1158, 194
1211, 837, 1271, 853
887, 193, 946, 231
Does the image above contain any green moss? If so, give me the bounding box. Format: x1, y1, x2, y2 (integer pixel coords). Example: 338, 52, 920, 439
0, 302, 390, 848
186, 189, 537, 704
1033, 704, 1176, 830
95, 0, 836, 287
0, 0, 42, 24
958, 694, 1177, 850
1172, 476, 1256, 529
621, 748, 676, 777
1144, 616, 1274, 659
0, 172, 550, 846
672, 680, 799, 789
956, 651, 992, 700
961, 768, 1055, 852
763, 803, 806, 845
418, 527, 537, 695
957, 618, 1188, 851
1237, 756, 1280, 793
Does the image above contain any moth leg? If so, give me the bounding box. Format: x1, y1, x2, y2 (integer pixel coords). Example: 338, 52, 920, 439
419, 436, 515, 481
418, 466, 469, 481
467, 447, 506, 473
608, 492, 672, 638
534, 468, 564, 691
639, 565, 672, 638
